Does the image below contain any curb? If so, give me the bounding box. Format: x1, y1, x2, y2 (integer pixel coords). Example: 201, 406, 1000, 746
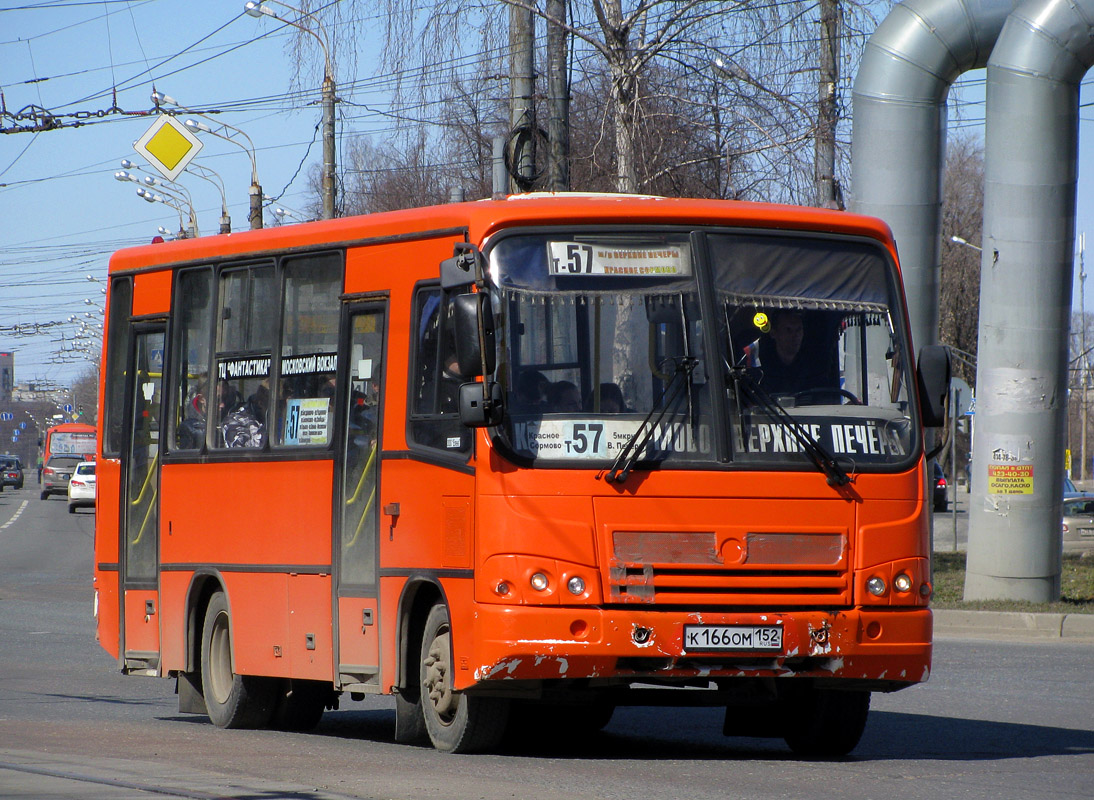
934, 608, 1094, 641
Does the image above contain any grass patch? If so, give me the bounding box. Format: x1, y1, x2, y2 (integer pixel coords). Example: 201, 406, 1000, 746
931, 551, 1094, 613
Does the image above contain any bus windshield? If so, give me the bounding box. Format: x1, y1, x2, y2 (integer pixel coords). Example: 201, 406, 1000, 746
488, 228, 916, 472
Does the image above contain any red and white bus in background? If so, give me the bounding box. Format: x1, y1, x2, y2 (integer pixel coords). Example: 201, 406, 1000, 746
44, 421, 97, 460
94, 195, 950, 756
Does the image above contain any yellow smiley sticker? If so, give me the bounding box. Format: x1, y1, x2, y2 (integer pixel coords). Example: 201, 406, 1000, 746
753, 312, 770, 333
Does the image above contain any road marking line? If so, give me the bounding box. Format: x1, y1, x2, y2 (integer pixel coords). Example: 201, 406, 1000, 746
0, 500, 29, 530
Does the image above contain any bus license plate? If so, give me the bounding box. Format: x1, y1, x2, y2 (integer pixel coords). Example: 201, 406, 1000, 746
683, 624, 783, 652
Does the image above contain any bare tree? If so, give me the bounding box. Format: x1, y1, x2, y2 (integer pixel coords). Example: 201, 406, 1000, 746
319, 0, 878, 206
938, 132, 984, 387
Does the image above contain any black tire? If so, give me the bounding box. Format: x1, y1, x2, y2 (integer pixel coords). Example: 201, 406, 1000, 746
394, 690, 428, 744
40, 491, 48, 501
68, 504, 75, 514
783, 688, 870, 758
200, 592, 276, 729
270, 679, 330, 732
419, 603, 509, 753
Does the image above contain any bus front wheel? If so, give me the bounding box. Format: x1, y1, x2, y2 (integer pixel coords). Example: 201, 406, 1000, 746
782, 687, 870, 758
200, 592, 276, 729
419, 603, 509, 753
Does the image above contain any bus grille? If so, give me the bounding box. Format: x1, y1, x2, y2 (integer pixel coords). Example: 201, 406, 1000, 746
607, 530, 850, 606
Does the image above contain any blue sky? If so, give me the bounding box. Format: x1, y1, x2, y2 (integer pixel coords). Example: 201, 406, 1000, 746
2, 0, 1094, 391
1, 0, 387, 389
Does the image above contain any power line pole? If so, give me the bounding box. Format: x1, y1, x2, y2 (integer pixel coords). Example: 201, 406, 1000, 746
322, 72, 337, 219
1081, 233, 1087, 481
546, 0, 570, 192
816, 0, 841, 209
509, 2, 536, 193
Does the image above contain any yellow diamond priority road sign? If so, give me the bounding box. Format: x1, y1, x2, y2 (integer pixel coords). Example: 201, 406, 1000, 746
134, 114, 203, 181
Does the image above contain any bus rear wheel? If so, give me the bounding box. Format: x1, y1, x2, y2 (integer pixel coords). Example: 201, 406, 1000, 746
782, 688, 870, 758
419, 603, 509, 753
200, 592, 276, 729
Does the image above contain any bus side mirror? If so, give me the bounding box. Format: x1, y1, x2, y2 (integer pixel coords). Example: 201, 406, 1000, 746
452, 293, 496, 378
459, 381, 503, 427
916, 345, 951, 427
440, 243, 484, 289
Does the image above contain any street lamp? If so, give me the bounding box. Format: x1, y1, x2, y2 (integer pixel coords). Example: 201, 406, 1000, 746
117, 169, 199, 237
950, 235, 982, 252
183, 118, 263, 230
136, 187, 194, 239
151, 91, 264, 230
245, 0, 336, 219
137, 182, 198, 238
186, 163, 231, 233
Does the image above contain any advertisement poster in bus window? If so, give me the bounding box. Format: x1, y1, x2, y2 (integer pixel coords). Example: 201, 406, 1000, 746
284, 398, 331, 446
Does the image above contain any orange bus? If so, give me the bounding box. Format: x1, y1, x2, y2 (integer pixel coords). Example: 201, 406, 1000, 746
44, 421, 97, 459
93, 195, 949, 756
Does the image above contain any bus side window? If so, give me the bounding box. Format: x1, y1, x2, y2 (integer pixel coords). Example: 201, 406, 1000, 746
103, 277, 133, 457
170, 267, 213, 452
276, 253, 342, 448
213, 264, 276, 450
408, 285, 470, 455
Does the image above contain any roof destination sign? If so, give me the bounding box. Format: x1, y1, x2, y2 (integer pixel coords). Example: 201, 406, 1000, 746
134, 114, 203, 181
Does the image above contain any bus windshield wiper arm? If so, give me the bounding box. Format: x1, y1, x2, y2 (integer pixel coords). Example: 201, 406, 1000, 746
730, 366, 851, 487
606, 357, 698, 484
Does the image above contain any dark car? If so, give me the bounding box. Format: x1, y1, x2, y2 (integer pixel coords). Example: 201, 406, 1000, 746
41, 454, 83, 500
932, 461, 948, 512
1, 456, 24, 490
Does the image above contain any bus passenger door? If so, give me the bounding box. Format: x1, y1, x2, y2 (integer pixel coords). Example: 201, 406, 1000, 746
334, 306, 385, 690
121, 326, 165, 674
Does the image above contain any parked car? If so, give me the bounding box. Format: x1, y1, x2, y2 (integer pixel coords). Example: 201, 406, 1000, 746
931, 461, 948, 512
1061, 497, 1094, 552
0, 456, 23, 489
67, 461, 96, 513
41, 454, 83, 500
1064, 475, 1085, 499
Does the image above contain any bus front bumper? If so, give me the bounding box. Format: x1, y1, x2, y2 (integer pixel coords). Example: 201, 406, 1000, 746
462, 605, 931, 691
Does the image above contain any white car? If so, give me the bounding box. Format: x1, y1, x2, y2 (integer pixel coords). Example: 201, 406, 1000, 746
67, 461, 96, 514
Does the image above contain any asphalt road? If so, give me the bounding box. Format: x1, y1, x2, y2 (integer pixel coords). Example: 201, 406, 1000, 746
2, 480, 1093, 800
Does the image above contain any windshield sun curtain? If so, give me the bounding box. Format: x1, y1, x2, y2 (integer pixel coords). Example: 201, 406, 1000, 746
486, 228, 918, 473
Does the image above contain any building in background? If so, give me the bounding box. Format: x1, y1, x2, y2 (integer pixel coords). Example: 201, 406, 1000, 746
0, 352, 12, 402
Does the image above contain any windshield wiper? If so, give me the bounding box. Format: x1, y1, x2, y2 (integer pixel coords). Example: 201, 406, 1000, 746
606, 357, 698, 484
729, 366, 851, 487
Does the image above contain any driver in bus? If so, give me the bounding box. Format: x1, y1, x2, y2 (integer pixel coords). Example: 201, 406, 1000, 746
749, 309, 838, 396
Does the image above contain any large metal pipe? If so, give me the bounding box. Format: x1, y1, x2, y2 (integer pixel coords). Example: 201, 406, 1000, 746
851, 0, 1019, 352
965, 0, 1094, 602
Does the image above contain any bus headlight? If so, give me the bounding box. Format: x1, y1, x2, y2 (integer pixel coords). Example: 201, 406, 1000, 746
530, 572, 549, 591
567, 575, 586, 595
866, 576, 887, 596
893, 573, 913, 593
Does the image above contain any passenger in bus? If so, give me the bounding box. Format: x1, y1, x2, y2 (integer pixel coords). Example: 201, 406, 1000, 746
587, 382, 627, 413
222, 382, 267, 448
547, 380, 582, 412
177, 387, 207, 450
216, 380, 243, 422
515, 369, 549, 408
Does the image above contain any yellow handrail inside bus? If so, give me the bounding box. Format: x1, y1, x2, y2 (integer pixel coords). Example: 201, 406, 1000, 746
129, 450, 159, 509
131, 484, 158, 546
346, 486, 377, 549
344, 441, 378, 549
345, 441, 377, 506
